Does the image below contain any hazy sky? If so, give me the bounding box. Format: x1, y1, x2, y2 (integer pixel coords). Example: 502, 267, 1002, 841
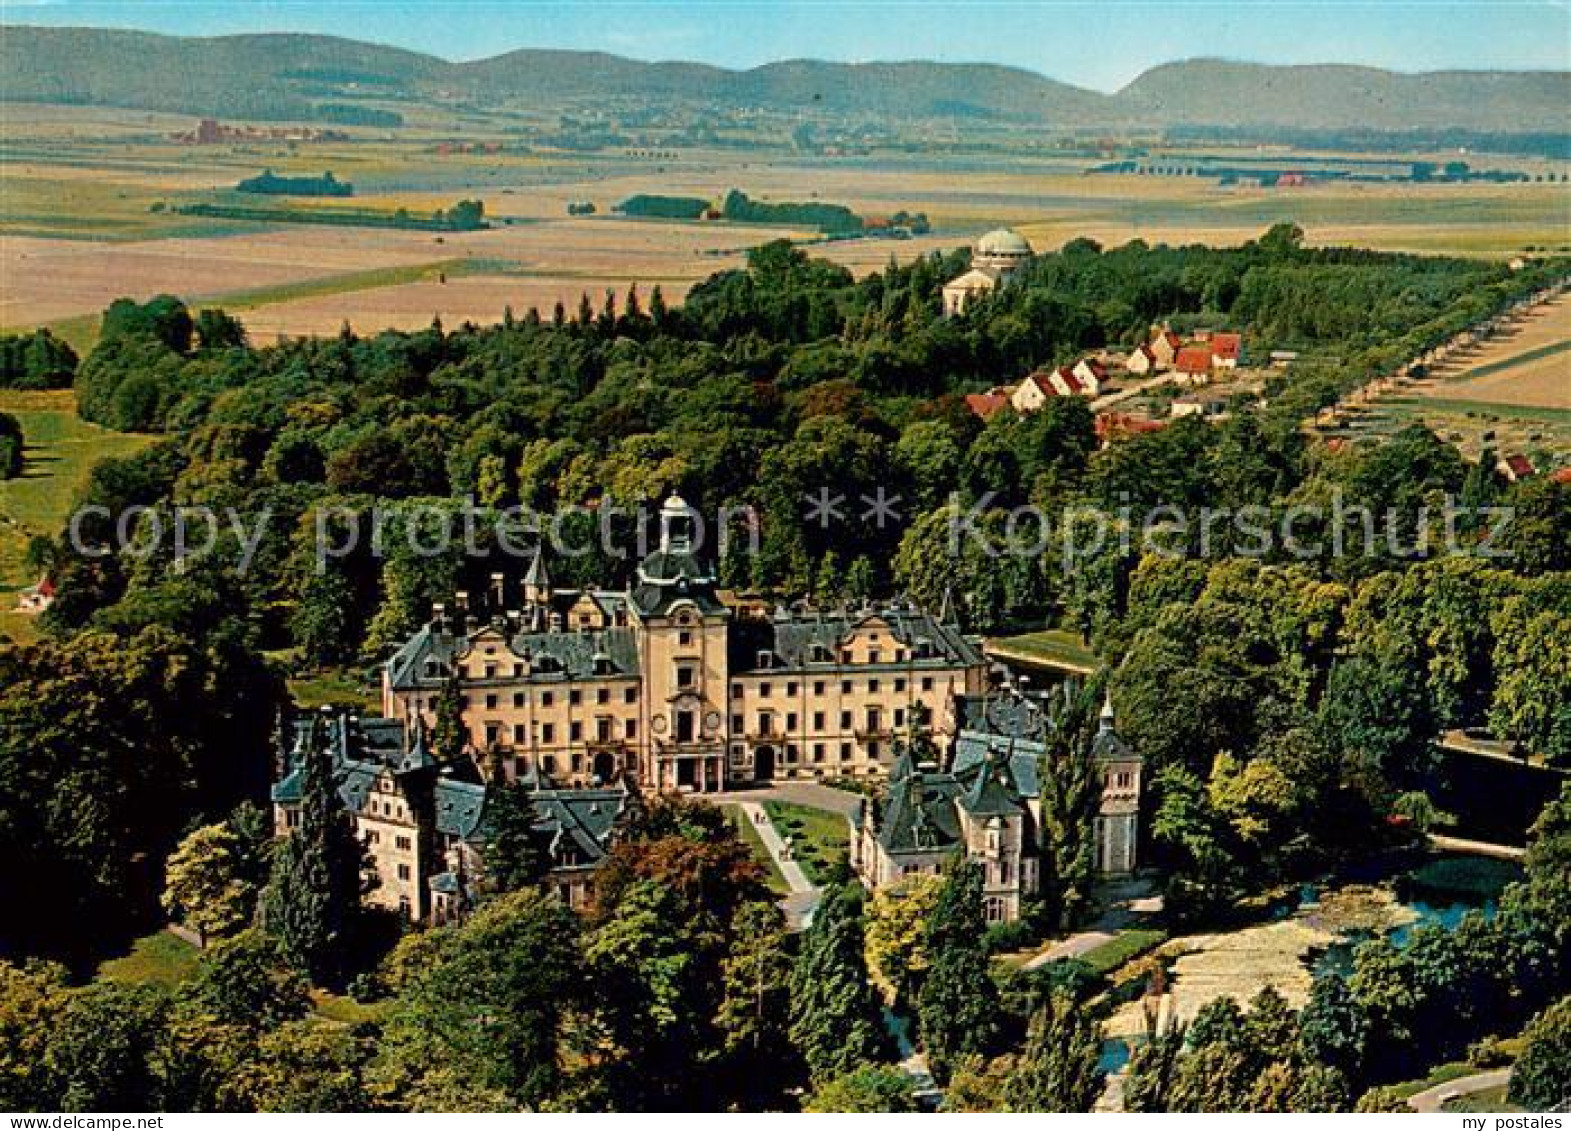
3, 0, 1567, 91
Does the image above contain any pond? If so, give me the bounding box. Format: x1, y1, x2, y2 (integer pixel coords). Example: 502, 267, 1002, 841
1307, 854, 1521, 977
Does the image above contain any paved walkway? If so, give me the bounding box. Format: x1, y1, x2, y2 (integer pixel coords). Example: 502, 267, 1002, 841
735, 799, 823, 929
1407, 1068, 1512, 1113
1428, 834, 1526, 862
1024, 879, 1161, 969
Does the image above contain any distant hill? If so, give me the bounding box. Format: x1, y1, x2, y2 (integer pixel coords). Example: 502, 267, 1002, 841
1, 27, 1566, 135
0, 27, 441, 121
1117, 60, 1571, 133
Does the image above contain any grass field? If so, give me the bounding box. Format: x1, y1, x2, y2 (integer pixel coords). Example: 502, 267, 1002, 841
1416, 293, 1571, 412
763, 799, 850, 886
1442, 1085, 1520, 1113
6, 105, 1567, 349
0, 390, 153, 641
984, 628, 1099, 674
1077, 928, 1170, 978
95, 930, 202, 988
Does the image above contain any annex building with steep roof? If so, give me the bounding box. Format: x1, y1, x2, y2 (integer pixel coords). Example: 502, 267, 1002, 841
849, 686, 1143, 923
272, 709, 632, 923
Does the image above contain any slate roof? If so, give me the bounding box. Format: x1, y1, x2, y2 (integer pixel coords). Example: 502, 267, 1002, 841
385, 620, 641, 691
951, 733, 1041, 799
629, 549, 727, 618
272, 713, 443, 813
730, 601, 982, 675
533, 786, 629, 868
435, 777, 489, 840
273, 710, 631, 871
877, 768, 966, 854
960, 758, 1024, 817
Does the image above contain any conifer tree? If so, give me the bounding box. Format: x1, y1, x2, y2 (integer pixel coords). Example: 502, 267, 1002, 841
917, 856, 1000, 1082
261, 718, 366, 987
1003, 991, 1104, 1112
1038, 689, 1099, 931
484, 781, 546, 894
789, 883, 888, 1084
430, 672, 467, 763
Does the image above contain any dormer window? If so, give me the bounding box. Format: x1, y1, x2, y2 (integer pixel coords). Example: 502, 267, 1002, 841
811, 644, 833, 663
757, 650, 775, 669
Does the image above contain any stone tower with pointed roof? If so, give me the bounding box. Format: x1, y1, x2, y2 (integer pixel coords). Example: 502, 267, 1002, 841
631, 495, 731, 792
1091, 691, 1142, 876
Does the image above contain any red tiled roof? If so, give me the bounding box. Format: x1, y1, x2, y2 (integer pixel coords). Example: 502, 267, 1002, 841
1211, 333, 1241, 360
1055, 367, 1084, 394
1175, 346, 1213, 373
1551, 467, 1571, 484
1158, 330, 1182, 350
965, 392, 1011, 419
1502, 454, 1536, 479
1095, 412, 1167, 441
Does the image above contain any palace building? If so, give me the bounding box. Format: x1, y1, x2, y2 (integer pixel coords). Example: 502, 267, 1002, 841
381, 495, 990, 794
850, 686, 1143, 923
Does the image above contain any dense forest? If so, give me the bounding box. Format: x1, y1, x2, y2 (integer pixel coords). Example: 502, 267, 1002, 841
1, 226, 1568, 1111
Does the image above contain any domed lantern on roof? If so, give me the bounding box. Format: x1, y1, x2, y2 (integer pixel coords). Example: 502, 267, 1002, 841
973, 227, 1033, 274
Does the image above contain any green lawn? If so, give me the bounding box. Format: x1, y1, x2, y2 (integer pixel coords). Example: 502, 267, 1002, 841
984, 627, 1099, 674
287, 667, 382, 713
310, 988, 389, 1026
725, 805, 791, 895
95, 930, 202, 988
1389, 1060, 1480, 1100
1443, 1084, 1520, 1113
1077, 928, 1170, 978
763, 800, 849, 886
0, 390, 154, 641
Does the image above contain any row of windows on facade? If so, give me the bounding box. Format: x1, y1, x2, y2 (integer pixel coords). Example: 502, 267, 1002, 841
476, 702, 914, 748
454, 640, 936, 683
443, 672, 941, 709
726, 739, 886, 765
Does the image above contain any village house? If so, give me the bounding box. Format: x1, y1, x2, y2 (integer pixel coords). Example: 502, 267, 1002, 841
1125, 344, 1160, 376
1095, 412, 1167, 445
14, 575, 54, 614
1173, 344, 1214, 382
1210, 332, 1242, 370
382, 495, 990, 794
271, 709, 633, 923
965, 389, 1014, 420
1497, 453, 1537, 483
942, 228, 1033, 317
1148, 328, 1183, 369
1048, 367, 1089, 397
1010, 370, 1055, 412
1071, 357, 1107, 395
850, 687, 1143, 923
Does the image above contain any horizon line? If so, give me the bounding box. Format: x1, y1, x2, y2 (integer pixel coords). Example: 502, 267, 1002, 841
4, 23, 1569, 96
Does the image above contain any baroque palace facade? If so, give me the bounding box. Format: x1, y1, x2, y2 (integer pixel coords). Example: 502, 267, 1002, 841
274, 495, 1141, 925
381, 495, 990, 793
